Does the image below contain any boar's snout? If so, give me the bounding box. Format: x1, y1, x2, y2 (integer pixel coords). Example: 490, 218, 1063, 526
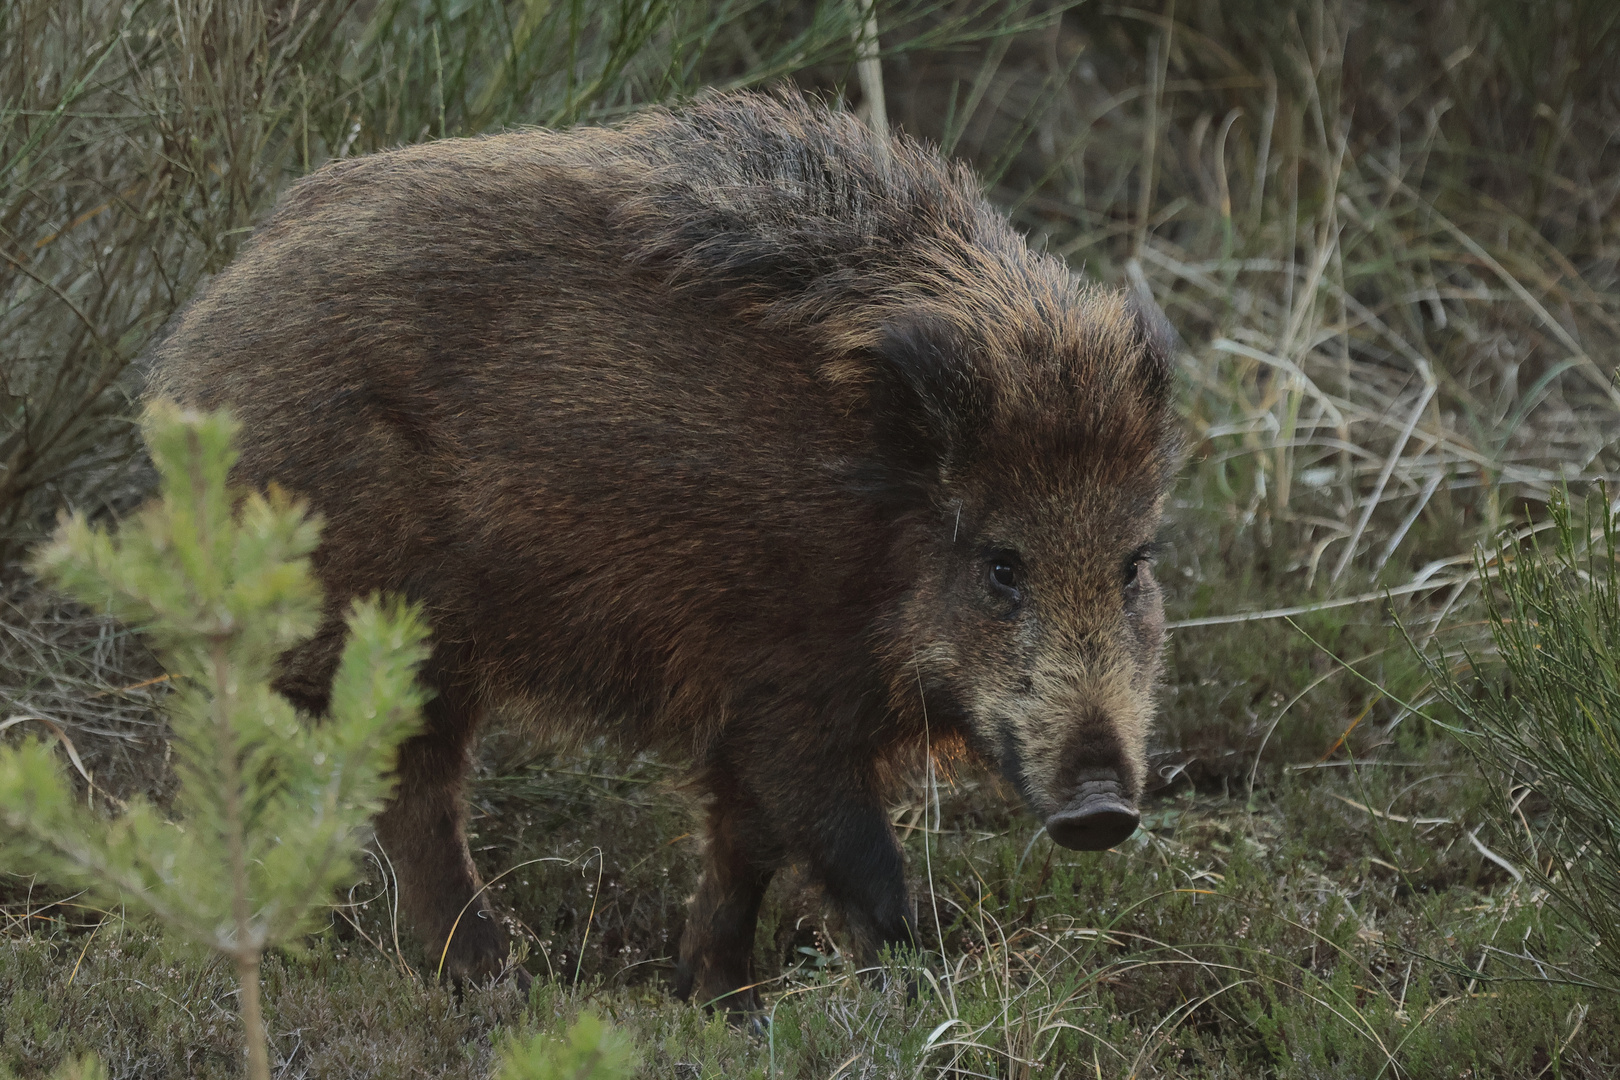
1045, 770, 1138, 851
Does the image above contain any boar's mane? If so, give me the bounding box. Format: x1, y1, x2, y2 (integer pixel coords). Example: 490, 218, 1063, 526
600, 92, 1179, 508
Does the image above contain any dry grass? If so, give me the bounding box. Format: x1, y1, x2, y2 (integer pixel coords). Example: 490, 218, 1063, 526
0, 581, 168, 809
887, 1, 1620, 621
0, 0, 358, 561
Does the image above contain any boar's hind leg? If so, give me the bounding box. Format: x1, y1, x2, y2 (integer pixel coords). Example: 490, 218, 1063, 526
676, 780, 777, 1013
373, 683, 516, 987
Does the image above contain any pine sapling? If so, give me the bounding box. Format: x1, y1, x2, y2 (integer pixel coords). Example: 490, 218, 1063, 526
0, 403, 429, 1080
495, 1012, 638, 1080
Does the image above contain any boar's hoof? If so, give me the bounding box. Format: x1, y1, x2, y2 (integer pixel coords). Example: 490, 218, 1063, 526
1045, 778, 1139, 851
437, 911, 523, 990
674, 966, 760, 1017
443, 953, 532, 994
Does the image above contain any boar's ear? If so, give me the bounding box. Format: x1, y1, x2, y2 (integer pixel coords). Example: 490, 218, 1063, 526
1125, 293, 1178, 408
858, 313, 991, 508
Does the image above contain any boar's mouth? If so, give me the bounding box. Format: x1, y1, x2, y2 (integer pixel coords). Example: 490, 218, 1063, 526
992, 724, 1139, 850
1045, 772, 1138, 851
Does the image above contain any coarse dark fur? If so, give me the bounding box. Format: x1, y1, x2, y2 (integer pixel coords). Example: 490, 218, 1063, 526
147, 91, 1181, 1007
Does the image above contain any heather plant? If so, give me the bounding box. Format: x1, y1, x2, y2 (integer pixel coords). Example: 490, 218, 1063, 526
0, 404, 430, 1080
1419, 487, 1620, 987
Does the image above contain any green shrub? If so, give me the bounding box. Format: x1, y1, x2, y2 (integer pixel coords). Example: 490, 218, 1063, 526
0, 403, 430, 1080
1418, 487, 1620, 987
496, 1013, 638, 1080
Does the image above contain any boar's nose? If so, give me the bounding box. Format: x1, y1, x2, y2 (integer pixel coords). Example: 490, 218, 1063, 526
1045, 773, 1138, 851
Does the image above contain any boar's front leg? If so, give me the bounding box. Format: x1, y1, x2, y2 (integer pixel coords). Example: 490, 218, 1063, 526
679, 731, 917, 1012
801, 788, 918, 968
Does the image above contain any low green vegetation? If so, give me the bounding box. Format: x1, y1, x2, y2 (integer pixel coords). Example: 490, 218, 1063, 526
1422, 489, 1620, 990
0, 409, 641, 1080
4, 0, 1620, 1076
1, 406, 430, 1079
496, 1013, 638, 1080
4, 742, 1614, 1077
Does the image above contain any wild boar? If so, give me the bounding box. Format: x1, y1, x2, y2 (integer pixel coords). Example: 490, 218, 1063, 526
147, 91, 1180, 1007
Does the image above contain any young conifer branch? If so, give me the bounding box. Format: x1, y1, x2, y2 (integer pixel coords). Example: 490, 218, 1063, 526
0, 403, 430, 1080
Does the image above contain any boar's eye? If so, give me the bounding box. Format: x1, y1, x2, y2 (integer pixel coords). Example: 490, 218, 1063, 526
987, 551, 1023, 602
1124, 542, 1162, 587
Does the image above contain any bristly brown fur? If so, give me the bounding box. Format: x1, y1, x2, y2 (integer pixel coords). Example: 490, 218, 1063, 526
147, 90, 1180, 1004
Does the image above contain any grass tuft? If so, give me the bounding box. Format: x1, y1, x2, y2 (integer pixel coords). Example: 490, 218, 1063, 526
1418, 486, 1620, 991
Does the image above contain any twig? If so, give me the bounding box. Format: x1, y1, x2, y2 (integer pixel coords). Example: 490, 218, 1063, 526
1466, 828, 1524, 883
1329, 793, 1452, 826
849, 0, 888, 156
1167, 574, 1473, 629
